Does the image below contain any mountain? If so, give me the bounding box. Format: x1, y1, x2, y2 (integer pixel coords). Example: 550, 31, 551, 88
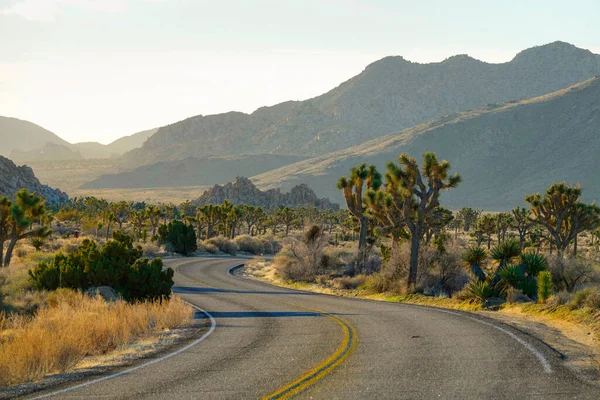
0, 156, 69, 204
251, 76, 600, 211
79, 154, 307, 189
104, 127, 158, 155
123, 41, 600, 166
0, 114, 158, 160
194, 177, 339, 210
0, 116, 71, 157
10, 143, 84, 162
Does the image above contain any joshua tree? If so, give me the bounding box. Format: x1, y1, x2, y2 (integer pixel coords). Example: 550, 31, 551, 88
110, 201, 131, 230
477, 214, 496, 249
495, 213, 513, 246
146, 205, 164, 237
511, 207, 534, 249
338, 164, 382, 270
278, 207, 298, 237
1, 190, 51, 267
526, 183, 600, 257
382, 153, 461, 290
198, 204, 223, 239
458, 207, 482, 232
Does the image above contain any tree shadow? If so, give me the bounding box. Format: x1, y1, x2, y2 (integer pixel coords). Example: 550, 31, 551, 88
173, 286, 313, 295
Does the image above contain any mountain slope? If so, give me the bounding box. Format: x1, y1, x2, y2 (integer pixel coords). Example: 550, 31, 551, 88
71, 128, 158, 158
105, 127, 158, 154
124, 41, 600, 166
80, 154, 306, 189
0, 116, 71, 157
0, 156, 69, 204
251, 77, 600, 211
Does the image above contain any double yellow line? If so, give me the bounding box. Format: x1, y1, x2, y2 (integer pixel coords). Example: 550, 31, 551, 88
174, 261, 358, 399
263, 306, 358, 400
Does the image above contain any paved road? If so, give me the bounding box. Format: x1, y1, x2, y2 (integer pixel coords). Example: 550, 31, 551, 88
24, 257, 600, 399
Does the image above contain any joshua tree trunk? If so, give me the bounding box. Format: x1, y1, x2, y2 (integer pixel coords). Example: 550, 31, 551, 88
3, 237, 18, 267
407, 231, 420, 291
0, 238, 4, 267
105, 224, 110, 240
573, 234, 578, 256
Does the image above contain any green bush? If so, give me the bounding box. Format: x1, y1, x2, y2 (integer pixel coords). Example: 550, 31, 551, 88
29, 232, 174, 301
158, 220, 197, 255
537, 271, 553, 304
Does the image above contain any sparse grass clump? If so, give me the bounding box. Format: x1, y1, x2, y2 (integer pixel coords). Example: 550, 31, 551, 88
0, 291, 193, 387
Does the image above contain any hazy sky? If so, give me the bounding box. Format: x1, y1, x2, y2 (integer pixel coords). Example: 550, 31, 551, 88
1, 0, 599, 144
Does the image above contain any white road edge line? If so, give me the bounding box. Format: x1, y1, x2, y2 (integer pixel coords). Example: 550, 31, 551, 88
29, 302, 217, 399
229, 264, 553, 374
435, 308, 553, 373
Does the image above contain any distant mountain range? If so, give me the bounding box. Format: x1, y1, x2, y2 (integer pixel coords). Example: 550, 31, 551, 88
123, 41, 600, 166
1, 115, 157, 161
251, 76, 600, 211
80, 154, 306, 189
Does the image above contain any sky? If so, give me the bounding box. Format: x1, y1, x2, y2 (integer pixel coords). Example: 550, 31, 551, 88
1, 0, 599, 144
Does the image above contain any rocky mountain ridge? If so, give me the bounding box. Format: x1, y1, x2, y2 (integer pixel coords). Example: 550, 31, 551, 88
0, 156, 69, 204
193, 177, 338, 210
124, 41, 600, 166
251, 76, 600, 211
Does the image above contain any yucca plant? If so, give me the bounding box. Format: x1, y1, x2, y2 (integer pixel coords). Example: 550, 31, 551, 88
467, 280, 494, 302
491, 239, 521, 268
497, 264, 524, 294
521, 253, 548, 277
462, 246, 487, 282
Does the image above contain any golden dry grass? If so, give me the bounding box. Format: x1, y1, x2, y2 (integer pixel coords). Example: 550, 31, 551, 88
0, 290, 193, 387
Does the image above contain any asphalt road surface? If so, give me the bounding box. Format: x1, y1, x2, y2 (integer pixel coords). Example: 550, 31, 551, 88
24, 257, 600, 399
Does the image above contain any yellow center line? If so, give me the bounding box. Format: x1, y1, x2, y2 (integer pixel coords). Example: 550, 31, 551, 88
263, 302, 358, 400
174, 261, 358, 399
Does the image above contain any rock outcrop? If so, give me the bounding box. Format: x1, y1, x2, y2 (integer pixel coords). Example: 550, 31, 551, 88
0, 156, 69, 204
194, 177, 338, 210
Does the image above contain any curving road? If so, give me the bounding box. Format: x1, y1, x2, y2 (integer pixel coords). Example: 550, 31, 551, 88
24, 257, 600, 399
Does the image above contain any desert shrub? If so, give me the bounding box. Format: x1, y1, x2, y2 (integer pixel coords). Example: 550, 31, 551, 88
584, 289, 600, 309
332, 275, 367, 290
537, 271, 553, 304
280, 225, 329, 282
28, 232, 174, 302
569, 287, 600, 309
201, 242, 219, 254
206, 236, 237, 255
466, 280, 494, 302
158, 220, 197, 255
547, 290, 572, 307
234, 235, 264, 255
140, 241, 164, 257
273, 253, 314, 282
549, 256, 600, 292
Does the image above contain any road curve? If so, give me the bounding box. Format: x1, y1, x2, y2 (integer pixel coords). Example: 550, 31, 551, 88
22, 257, 600, 399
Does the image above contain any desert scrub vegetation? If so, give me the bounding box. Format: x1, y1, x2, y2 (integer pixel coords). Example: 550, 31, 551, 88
29, 231, 174, 301
0, 291, 192, 387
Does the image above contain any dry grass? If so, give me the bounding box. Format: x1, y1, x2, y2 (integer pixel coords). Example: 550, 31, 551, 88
0, 290, 193, 387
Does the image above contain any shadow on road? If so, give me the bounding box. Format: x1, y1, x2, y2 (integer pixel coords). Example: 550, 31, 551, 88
174, 286, 313, 296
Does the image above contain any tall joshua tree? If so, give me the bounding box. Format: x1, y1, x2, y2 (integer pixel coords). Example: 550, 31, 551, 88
338, 164, 382, 270
384, 153, 461, 290
526, 183, 600, 257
